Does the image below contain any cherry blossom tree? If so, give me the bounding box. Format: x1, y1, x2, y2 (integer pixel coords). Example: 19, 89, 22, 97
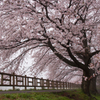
0, 0, 100, 95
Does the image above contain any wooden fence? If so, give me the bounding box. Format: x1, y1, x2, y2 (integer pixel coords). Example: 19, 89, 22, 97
0, 72, 81, 90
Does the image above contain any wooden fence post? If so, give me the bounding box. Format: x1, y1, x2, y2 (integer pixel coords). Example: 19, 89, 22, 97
16, 76, 18, 86
41, 78, 44, 90
56, 81, 58, 89
34, 77, 37, 90
69, 82, 71, 89
51, 80, 54, 89
10, 75, 11, 85
63, 82, 64, 89
68, 83, 70, 89
67, 82, 69, 89
66, 82, 67, 89
60, 82, 61, 89
47, 79, 49, 89
69, 83, 70, 89
22, 77, 24, 86
72, 83, 74, 89
1, 74, 3, 85
13, 72, 15, 90
25, 75, 27, 90
61, 82, 63, 89
71, 83, 73, 89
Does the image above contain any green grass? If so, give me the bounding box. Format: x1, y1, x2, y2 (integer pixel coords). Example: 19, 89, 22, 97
0, 89, 99, 100
54, 89, 100, 100
0, 92, 69, 100
93, 94, 100, 100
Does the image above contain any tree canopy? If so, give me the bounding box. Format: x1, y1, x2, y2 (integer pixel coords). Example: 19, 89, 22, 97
0, 0, 100, 95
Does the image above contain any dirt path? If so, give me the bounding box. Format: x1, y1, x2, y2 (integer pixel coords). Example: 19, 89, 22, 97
0, 89, 99, 95
0, 89, 66, 94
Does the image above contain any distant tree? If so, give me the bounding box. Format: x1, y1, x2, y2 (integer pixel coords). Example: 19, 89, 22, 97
0, 0, 100, 95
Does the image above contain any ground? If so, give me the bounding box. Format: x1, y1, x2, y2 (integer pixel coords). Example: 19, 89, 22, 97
0, 89, 99, 100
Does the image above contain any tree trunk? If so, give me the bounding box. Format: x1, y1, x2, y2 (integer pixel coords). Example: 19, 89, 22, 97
81, 71, 91, 96
89, 70, 98, 95
90, 77, 98, 95
81, 78, 91, 96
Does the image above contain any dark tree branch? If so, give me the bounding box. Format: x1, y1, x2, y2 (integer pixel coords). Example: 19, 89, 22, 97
66, 40, 85, 70
0, 37, 46, 50
39, 1, 65, 32
47, 39, 79, 67
90, 50, 100, 58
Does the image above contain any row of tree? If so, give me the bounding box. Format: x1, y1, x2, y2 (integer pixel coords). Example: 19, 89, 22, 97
0, 0, 100, 96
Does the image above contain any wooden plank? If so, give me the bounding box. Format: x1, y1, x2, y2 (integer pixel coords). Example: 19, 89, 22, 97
0, 72, 12, 76
3, 79, 10, 81
28, 81, 33, 83
17, 80, 23, 82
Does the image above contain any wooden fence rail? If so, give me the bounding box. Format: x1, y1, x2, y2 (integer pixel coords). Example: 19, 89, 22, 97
0, 72, 81, 90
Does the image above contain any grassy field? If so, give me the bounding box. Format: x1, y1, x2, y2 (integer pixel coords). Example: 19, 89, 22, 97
0, 89, 99, 100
